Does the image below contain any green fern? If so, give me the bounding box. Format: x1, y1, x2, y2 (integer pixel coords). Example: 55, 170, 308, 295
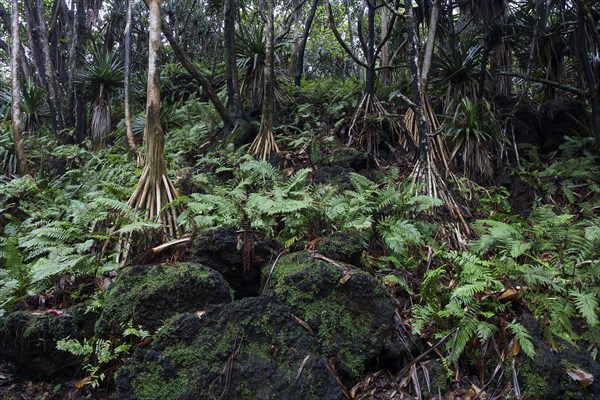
569, 289, 599, 326
506, 320, 535, 358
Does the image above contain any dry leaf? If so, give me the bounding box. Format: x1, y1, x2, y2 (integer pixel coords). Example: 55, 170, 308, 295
498, 288, 518, 302
509, 338, 520, 357
74, 376, 91, 389
566, 369, 594, 388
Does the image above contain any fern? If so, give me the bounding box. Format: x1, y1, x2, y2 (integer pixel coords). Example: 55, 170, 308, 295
569, 289, 599, 326
506, 320, 535, 358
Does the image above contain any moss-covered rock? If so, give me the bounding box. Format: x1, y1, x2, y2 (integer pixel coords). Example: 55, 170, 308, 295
268, 251, 396, 383
96, 262, 232, 335
0, 306, 96, 379
116, 295, 344, 400
315, 232, 365, 266
517, 315, 600, 399
191, 227, 278, 298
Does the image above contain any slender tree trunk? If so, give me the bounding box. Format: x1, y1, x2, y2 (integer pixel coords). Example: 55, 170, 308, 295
421, 0, 440, 88
364, 1, 376, 95
287, 0, 302, 77
144, 0, 164, 180
379, 4, 390, 86
73, 0, 87, 141
343, 0, 358, 79
405, 0, 428, 164
36, 0, 64, 129
294, 0, 318, 86
157, 14, 232, 128
23, 1, 47, 88
124, 0, 139, 160
478, 0, 490, 100
577, 7, 600, 145
223, 0, 244, 119
249, 0, 278, 159
11, 0, 28, 176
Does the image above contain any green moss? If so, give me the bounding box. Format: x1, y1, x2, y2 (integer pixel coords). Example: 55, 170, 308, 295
96, 262, 232, 334
271, 252, 384, 379
518, 359, 549, 398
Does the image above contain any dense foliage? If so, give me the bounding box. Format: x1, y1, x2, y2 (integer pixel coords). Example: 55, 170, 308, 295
0, 0, 599, 397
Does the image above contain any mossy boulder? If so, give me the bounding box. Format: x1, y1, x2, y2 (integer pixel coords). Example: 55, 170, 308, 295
191, 227, 278, 298
315, 232, 365, 266
0, 306, 96, 379
268, 251, 396, 383
116, 295, 344, 400
517, 315, 600, 399
96, 262, 232, 335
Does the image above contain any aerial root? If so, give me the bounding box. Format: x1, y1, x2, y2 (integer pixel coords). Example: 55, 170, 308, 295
347, 93, 409, 155
249, 126, 279, 160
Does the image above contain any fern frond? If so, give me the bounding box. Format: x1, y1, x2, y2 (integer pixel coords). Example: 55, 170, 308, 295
507, 320, 535, 358
569, 289, 599, 326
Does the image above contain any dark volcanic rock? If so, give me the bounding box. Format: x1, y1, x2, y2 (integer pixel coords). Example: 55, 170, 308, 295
517, 315, 600, 399
96, 262, 232, 335
191, 227, 277, 298
0, 306, 96, 379
268, 251, 396, 384
116, 295, 344, 400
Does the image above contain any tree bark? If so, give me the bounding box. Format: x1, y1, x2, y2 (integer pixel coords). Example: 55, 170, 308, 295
287, 0, 302, 78
223, 0, 244, 119
421, 0, 440, 88
294, 0, 319, 86
379, 4, 390, 86
124, 0, 139, 160
365, 1, 375, 95
11, 0, 28, 176
405, 0, 429, 164
249, 0, 278, 159
577, 7, 600, 145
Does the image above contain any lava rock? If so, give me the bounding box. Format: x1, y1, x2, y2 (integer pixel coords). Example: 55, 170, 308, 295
517, 315, 600, 399
116, 295, 344, 400
0, 306, 96, 379
267, 251, 396, 384
95, 262, 232, 335
191, 227, 277, 298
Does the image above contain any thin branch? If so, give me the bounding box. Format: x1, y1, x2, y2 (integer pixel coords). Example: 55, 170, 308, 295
496, 71, 585, 96
325, 0, 368, 69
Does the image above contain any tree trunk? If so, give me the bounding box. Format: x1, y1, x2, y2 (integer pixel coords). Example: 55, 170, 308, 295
35, 0, 65, 130
287, 0, 302, 78
421, 0, 440, 88
144, 0, 165, 182
577, 7, 600, 145
223, 0, 244, 119
294, 0, 318, 86
157, 14, 233, 128
405, 0, 428, 164
250, 0, 278, 159
127, 0, 180, 243
11, 0, 28, 176
364, 1, 375, 95
379, 4, 390, 86
124, 0, 139, 161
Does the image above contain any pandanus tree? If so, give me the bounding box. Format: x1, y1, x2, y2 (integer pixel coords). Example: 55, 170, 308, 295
326, 0, 403, 155
401, 0, 468, 233
249, 0, 279, 160
126, 0, 181, 248
83, 49, 123, 152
